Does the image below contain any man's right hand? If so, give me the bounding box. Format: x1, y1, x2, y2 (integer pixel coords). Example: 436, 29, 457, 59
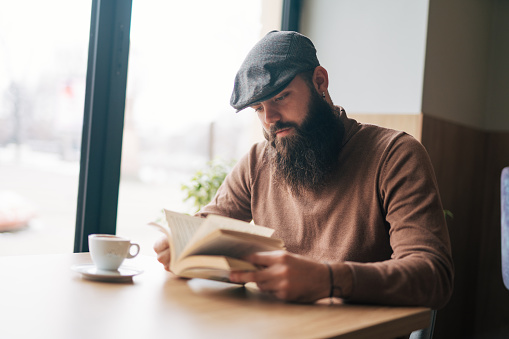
153, 235, 171, 271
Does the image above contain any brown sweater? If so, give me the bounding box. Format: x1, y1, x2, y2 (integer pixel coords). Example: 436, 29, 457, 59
200, 107, 454, 309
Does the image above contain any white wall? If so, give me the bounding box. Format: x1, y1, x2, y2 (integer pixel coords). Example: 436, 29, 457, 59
300, 0, 429, 115
422, 0, 492, 130
422, 0, 509, 132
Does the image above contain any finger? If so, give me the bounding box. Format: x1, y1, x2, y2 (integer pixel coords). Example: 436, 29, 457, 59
230, 264, 279, 287
156, 248, 170, 264
153, 236, 171, 271
245, 250, 286, 267
153, 235, 169, 253
260, 282, 290, 300
256, 277, 282, 292
251, 270, 291, 300
155, 249, 171, 271
229, 270, 257, 284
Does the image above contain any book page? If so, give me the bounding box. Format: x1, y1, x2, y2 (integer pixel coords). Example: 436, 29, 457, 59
163, 209, 203, 261
191, 214, 274, 243
183, 232, 284, 259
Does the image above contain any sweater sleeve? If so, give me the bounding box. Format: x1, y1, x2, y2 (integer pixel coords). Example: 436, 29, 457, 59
345, 134, 454, 310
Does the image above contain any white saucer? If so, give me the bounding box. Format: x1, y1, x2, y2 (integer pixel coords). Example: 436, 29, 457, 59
71, 264, 143, 282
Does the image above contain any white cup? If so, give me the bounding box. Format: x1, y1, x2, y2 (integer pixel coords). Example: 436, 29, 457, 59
88, 234, 140, 271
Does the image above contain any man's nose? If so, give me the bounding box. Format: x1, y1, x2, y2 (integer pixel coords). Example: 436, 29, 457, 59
262, 104, 281, 124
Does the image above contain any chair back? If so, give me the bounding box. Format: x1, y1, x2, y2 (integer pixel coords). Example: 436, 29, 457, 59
409, 309, 436, 339
502, 167, 509, 290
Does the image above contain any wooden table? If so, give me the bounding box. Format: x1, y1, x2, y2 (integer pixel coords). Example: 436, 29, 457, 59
0, 253, 431, 339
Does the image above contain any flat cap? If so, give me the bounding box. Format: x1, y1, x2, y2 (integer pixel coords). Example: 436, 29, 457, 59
230, 30, 320, 112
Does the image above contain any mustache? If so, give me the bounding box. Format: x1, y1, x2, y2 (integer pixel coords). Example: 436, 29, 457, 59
268, 121, 300, 139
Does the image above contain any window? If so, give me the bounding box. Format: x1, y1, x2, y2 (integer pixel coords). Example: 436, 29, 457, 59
0, 0, 283, 255
0, 0, 92, 255
116, 0, 281, 254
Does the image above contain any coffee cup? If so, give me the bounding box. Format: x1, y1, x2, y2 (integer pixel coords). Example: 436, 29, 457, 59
88, 234, 140, 271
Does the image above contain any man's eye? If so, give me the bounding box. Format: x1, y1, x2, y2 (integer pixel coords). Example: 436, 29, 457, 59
253, 106, 263, 112
274, 93, 287, 102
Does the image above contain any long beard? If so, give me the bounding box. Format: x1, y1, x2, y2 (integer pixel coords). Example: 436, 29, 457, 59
264, 91, 344, 196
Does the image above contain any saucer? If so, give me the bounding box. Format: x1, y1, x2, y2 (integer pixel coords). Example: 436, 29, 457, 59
71, 264, 143, 282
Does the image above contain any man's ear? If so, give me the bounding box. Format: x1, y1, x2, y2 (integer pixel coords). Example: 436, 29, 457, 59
312, 66, 329, 93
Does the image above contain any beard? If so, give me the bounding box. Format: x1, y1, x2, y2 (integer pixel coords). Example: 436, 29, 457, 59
264, 89, 344, 196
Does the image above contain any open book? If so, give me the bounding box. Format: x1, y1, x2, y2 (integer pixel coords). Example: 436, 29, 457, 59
149, 209, 285, 283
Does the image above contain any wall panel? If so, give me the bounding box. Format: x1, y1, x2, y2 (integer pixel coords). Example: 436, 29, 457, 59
422, 114, 509, 338
474, 132, 509, 337
421, 114, 485, 338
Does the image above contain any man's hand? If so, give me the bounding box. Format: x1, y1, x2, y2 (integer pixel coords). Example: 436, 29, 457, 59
229, 250, 336, 303
153, 235, 171, 272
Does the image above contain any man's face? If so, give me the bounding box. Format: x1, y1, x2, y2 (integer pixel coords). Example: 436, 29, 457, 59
251, 74, 343, 195
250, 75, 311, 138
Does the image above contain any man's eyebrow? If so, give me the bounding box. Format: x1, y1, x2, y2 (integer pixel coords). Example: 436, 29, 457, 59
249, 89, 289, 108
275, 89, 289, 96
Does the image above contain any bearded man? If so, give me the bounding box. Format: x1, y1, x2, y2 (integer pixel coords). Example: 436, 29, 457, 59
154, 31, 454, 310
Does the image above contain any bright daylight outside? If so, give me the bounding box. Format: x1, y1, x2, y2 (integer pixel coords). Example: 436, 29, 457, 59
0, 0, 273, 256
0, 0, 91, 255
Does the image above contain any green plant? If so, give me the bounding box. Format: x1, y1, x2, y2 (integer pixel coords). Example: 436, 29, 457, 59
444, 209, 454, 221
181, 158, 236, 213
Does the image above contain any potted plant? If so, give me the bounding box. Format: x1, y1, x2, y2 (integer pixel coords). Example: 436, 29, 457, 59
181, 158, 236, 213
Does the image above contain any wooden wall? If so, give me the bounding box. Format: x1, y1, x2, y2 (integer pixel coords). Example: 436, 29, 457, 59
475, 131, 509, 337
421, 114, 509, 338
349, 113, 422, 142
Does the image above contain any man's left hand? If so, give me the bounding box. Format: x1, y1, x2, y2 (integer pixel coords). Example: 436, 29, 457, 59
229, 250, 330, 303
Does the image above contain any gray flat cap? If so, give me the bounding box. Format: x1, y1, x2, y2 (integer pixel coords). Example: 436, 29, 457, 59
230, 30, 320, 112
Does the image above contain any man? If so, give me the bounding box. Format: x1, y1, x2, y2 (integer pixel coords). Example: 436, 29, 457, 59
154, 30, 453, 309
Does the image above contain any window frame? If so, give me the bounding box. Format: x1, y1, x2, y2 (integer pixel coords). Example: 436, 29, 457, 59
282, 0, 301, 31
74, 0, 133, 252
